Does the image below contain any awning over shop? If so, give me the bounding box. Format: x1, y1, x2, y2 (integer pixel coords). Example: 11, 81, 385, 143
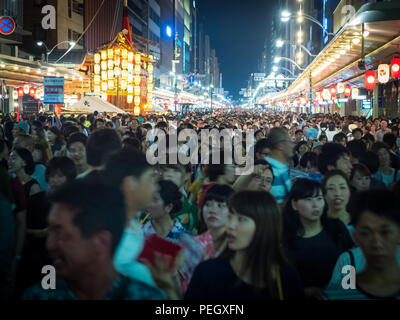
66, 96, 126, 114
0, 54, 88, 91
263, 1, 400, 104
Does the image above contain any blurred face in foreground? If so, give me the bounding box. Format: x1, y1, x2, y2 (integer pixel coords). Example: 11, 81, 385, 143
354, 211, 400, 269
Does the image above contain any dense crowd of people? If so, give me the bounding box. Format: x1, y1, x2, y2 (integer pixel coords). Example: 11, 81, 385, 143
0, 110, 400, 300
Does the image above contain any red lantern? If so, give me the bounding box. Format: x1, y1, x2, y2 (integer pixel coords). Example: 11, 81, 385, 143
17, 87, 24, 97
344, 85, 352, 97
329, 85, 337, 97
29, 87, 36, 96
295, 98, 301, 106
365, 70, 377, 91
391, 58, 400, 78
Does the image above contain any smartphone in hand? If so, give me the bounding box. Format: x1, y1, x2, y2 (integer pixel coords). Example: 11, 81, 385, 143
137, 234, 182, 269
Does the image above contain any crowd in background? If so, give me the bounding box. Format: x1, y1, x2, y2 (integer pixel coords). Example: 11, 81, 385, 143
0, 109, 400, 300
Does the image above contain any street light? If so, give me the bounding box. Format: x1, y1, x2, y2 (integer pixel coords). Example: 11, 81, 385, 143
276, 39, 317, 57
36, 40, 76, 63
274, 56, 305, 71
273, 66, 296, 76
280, 12, 335, 36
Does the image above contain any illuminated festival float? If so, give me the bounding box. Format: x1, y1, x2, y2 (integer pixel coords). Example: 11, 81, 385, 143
90, 1, 154, 115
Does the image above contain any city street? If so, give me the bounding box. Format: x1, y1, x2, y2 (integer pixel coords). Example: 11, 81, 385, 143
0, 0, 400, 310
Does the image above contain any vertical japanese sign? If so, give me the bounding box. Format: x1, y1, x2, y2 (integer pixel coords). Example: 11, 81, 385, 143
44, 77, 64, 104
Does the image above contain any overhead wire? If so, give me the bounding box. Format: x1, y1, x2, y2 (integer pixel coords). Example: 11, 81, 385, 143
55, 0, 107, 64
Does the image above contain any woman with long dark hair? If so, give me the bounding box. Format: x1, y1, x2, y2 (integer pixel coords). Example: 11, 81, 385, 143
282, 178, 354, 300
196, 184, 234, 261
185, 190, 304, 300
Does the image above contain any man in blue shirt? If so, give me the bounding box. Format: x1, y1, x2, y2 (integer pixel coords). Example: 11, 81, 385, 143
22, 180, 165, 300
265, 127, 295, 204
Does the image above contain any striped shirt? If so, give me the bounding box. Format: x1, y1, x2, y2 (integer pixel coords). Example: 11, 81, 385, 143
266, 157, 291, 203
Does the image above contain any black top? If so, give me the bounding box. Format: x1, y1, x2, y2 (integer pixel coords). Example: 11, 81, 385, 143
24, 179, 39, 199
184, 257, 305, 300
285, 218, 354, 289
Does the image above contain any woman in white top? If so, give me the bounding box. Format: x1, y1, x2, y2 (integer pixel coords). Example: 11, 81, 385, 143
325, 123, 339, 142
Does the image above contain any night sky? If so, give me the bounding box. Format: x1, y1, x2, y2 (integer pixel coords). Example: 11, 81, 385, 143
198, 0, 272, 101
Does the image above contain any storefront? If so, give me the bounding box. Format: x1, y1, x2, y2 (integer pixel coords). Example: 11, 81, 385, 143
262, 2, 400, 119
0, 53, 88, 115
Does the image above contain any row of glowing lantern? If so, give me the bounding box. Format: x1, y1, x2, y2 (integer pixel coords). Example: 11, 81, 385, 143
276, 58, 400, 107
318, 83, 358, 101
13, 85, 43, 100
364, 59, 400, 91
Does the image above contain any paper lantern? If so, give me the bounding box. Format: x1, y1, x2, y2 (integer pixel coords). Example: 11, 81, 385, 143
94, 54, 101, 64
127, 95, 133, 103
107, 49, 114, 59
127, 63, 134, 72
127, 85, 133, 94
114, 67, 121, 76
134, 96, 141, 105
101, 71, 108, 81
127, 74, 133, 83
134, 86, 141, 96
13, 90, 18, 100
120, 80, 127, 90
352, 88, 359, 100
94, 85, 101, 95
24, 85, 29, 94
322, 88, 331, 100
365, 70, 377, 91
94, 75, 101, 85
108, 70, 114, 79
114, 57, 120, 66
391, 58, 400, 78
344, 85, 352, 97
94, 64, 101, 75
108, 59, 114, 70
378, 64, 390, 84
300, 97, 306, 105
101, 61, 107, 70
134, 76, 141, 85
108, 80, 115, 89
337, 82, 345, 94
121, 70, 128, 79
121, 59, 128, 70
135, 65, 141, 74
100, 50, 107, 60
128, 52, 134, 62
329, 85, 337, 96
101, 82, 108, 91
17, 87, 24, 97
147, 64, 153, 74
134, 106, 140, 116
135, 54, 141, 64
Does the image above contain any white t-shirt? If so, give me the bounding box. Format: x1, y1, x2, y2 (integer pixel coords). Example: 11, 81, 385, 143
325, 130, 339, 142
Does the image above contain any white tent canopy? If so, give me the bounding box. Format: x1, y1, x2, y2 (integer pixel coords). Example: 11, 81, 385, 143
144, 104, 165, 113
67, 96, 126, 114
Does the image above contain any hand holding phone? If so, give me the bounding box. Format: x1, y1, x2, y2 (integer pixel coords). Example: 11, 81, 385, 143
137, 234, 183, 270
